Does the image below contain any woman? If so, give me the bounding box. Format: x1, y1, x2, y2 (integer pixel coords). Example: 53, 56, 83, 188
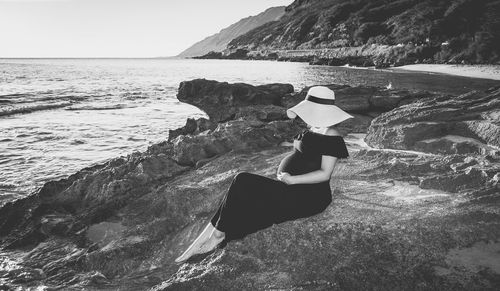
175, 86, 353, 263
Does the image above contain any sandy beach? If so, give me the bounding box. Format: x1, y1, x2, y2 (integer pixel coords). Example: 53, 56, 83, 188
393, 64, 500, 81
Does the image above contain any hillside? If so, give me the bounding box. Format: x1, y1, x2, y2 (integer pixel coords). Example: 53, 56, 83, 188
207, 0, 500, 65
177, 6, 285, 58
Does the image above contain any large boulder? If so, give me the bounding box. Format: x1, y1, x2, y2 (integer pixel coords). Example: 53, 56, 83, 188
366, 87, 500, 152
177, 79, 294, 123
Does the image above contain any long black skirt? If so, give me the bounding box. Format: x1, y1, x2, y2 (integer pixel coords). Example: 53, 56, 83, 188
210, 172, 332, 241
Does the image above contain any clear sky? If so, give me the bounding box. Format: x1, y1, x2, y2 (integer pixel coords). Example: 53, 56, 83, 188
0, 0, 293, 58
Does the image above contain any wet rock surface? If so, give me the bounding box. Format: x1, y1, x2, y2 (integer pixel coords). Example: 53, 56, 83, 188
1, 79, 500, 290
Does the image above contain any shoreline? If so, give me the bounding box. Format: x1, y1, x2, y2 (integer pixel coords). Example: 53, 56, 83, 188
392, 64, 500, 81
1, 78, 499, 289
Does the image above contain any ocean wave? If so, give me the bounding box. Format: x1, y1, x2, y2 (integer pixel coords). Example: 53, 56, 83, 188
0, 93, 65, 104
66, 104, 131, 111
0, 102, 72, 117
120, 91, 148, 100
0, 92, 105, 104
0, 182, 17, 189
0, 93, 35, 99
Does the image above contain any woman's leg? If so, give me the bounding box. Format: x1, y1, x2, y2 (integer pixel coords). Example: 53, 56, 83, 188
274, 182, 332, 224
176, 172, 286, 262
211, 172, 287, 241
175, 223, 225, 263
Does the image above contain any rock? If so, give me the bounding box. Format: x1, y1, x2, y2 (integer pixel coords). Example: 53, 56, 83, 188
345, 56, 374, 67
336, 114, 373, 134
353, 148, 499, 195
414, 135, 500, 155
366, 122, 451, 150
152, 148, 500, 290
283, 84, 433, 116
177, 79, 294, 123
235, 104, 287, 121
460, 120, 500, 148
257, 83, 295, 98
40, 214, 77, 236
172, 119, 302, 166
334, 87, 374, 112
168, 117, 216, 141
374, 61, 391, 69
419, 166, 490, 193
450, 157, 479, 172
167, 118, 197, 141
52, 154, 189, 218
366, 88, 500, 152
309, 57, 346, 66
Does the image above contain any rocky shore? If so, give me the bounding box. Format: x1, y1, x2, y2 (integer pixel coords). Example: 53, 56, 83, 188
193, 45, 424, 69
1, 79, 499, 290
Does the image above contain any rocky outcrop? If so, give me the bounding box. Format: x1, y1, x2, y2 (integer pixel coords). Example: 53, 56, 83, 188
366, 86, 500, 152
177, 79, 293, 122
1, 80, 500, 290
177, 79, 440, 136
364, 86, 500, 196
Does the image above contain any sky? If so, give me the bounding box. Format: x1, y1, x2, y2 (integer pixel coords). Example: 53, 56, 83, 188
0, 0, 293, 58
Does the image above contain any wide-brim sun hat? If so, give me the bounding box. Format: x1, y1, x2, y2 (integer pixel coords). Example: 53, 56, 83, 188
286, 86, 353, 127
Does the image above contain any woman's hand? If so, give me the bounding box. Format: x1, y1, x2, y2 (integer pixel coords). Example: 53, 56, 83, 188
277, 172, 294, 185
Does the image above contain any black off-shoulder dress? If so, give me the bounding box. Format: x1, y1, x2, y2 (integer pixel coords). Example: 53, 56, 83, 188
210, 129, 349, 241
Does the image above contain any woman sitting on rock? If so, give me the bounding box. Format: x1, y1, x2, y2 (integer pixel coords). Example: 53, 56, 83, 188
175, 86, 352, 263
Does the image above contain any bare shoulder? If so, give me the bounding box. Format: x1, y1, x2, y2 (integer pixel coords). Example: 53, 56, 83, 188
324, 127, 341, 136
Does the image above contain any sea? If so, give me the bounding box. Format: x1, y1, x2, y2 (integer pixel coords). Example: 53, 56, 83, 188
1, 58, 499, 204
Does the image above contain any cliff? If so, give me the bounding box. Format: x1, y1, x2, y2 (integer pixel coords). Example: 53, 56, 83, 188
177, 7, 285, 58
200, 0, 500, 66
0, 80, 499, 290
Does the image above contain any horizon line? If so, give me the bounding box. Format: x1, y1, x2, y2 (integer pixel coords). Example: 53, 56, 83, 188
0, 56, 183, 59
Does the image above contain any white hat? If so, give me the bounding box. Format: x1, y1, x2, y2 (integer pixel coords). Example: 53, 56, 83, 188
286, 86, 353, 127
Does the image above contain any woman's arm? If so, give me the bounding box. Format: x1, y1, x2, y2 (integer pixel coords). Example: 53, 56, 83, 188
278, 155, 338, 185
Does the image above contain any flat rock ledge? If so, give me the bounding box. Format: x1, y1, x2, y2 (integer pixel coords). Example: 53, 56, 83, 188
0, 80, 499, 290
